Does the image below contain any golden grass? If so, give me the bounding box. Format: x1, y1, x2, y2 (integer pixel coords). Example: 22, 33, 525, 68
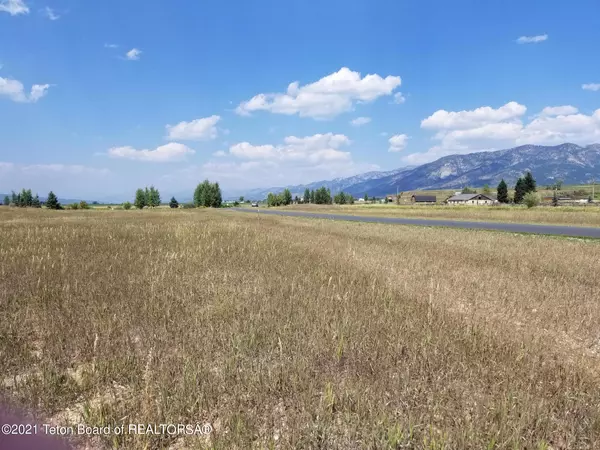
1, 208, 600, 449
281, 203, 600, 227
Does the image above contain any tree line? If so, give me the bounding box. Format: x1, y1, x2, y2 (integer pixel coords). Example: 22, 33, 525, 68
3, 189, 62, 210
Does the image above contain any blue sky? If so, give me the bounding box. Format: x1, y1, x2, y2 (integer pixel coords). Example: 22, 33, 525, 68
1, 0, 599, 200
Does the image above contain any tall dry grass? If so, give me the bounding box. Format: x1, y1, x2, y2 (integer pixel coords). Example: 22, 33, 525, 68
284, 203, 600, 227
1, 207, 600, 449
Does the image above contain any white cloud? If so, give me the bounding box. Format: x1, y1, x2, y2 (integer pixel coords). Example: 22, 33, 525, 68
165, 115, 220, 141
421, 101, 526, 130
0, 0, 29, 15
516, 34, 548, 44
582, 83, 600, 92
0, 77, 51, 103
212, 150, 227, 157
393, 92, 406, 104
235, 67, 401, 119
107, 143, 195, 162
125, 48, 142, 61
540, 105, 579, 117
388, 134, 409, 152
42, 6, 59, 20
230, 133, 352, 164
104, 43, 119, 49
350, 116, 371, 127
409, 102, 600, 165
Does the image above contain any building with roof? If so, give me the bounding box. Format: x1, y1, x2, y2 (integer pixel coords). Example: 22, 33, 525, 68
411, 195, 437, 204
446, 193, 498, 205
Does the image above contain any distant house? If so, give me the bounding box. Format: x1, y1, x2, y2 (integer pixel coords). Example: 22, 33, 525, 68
446, 193, 497, 205
411, 195, 437, 204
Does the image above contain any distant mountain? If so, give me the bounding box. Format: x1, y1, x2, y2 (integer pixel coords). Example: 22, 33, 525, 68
240, 143, 600, 198
236, 167, 416, 200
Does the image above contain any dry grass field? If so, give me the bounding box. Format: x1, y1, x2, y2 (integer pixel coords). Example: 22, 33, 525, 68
2, 208, 600, 449
282, 203, 600, 227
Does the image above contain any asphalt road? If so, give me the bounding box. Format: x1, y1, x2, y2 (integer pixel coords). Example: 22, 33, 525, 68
230, 208, 600, 238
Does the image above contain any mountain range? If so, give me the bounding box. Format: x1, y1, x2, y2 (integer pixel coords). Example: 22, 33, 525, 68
242, 143, 600, 199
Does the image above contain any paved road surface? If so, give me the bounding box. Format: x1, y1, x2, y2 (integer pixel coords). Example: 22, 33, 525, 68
230, 208, 600, 238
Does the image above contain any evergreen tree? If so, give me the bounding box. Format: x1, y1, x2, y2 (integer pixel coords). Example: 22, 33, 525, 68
482, 184, 491, 194
310, 190, 316, 204
523, 171, 536, 193
45, 191, 61, 210
303, 188, 310, 204
169, 197, 179, 208
134, 188, 146, 209
16, 192, 23, 207
213, 182, 222, 207
11, 191, 17, 204
282, 188, 292, 206
147, 186, 160, 207
514, 178, 525, 204
461, 186, 476, 194
3, 195, 9, 206
32, 195, 41, 208
364, 193, 369, 202
497, 179, 509, 203
194, 180, 210, 207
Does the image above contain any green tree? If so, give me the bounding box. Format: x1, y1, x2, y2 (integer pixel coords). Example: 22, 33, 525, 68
334, 191, 348, 204
31, 195, 41, 208
169, 197, 179, 208
461, 186, 477, 194
514, 178, 525, 204
310, 190, 316, 204
364, 193, 369, 202
303, 188, 310, 204
123, 201, 132, 210
79, 201, 90, 209
11, 191, 17, 205
552, 190, 559, 207
45, 191, 61, 210
239, 196, 244, 203
134, 188, 146, 209
482, 184, 491, 194
194, 180, 210, 207
523, 171, 536, 193
267, 192, 278, 207
282, 188, 292, 206
523, 192, 540, 208
3, 195, 9, 206
147, 186, 160, 207
212, 182, 222, 207
497, 179, 509, 203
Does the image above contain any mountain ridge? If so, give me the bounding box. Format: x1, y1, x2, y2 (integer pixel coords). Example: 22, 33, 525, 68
240, 143, 600, 199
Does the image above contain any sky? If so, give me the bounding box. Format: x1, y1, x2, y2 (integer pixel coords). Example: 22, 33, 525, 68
1, 0, 600, 200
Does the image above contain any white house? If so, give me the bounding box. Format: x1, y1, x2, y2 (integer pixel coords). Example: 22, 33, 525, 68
446, 193, 498, 205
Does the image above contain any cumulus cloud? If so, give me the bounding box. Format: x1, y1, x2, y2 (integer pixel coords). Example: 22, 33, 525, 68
107, 143, 195, 162
582, 83, 600, 92
235, 67, 401, 119
42, 6, 59, 20
0, 0, 29, 15
408, 102, 600, 165
388, 134, 409, 152
0, 77, 51, 103
540, 105, 579, 117
230, 133, 352, 164
516, 34, 548, 44
125, 48, 142, 61
350, 116, 371, 127
165, 115, 220, 141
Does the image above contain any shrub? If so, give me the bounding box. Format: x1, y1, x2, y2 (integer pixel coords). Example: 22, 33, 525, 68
123, 201, 132, 210
523, 192, 540, 208
79, 201, 90, 210
69, 203, 79, 210
182, 203, 195, 209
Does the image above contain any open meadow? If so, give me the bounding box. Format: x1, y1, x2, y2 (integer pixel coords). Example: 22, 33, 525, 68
1, 208, 600, 449
280, 203, 600, 227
